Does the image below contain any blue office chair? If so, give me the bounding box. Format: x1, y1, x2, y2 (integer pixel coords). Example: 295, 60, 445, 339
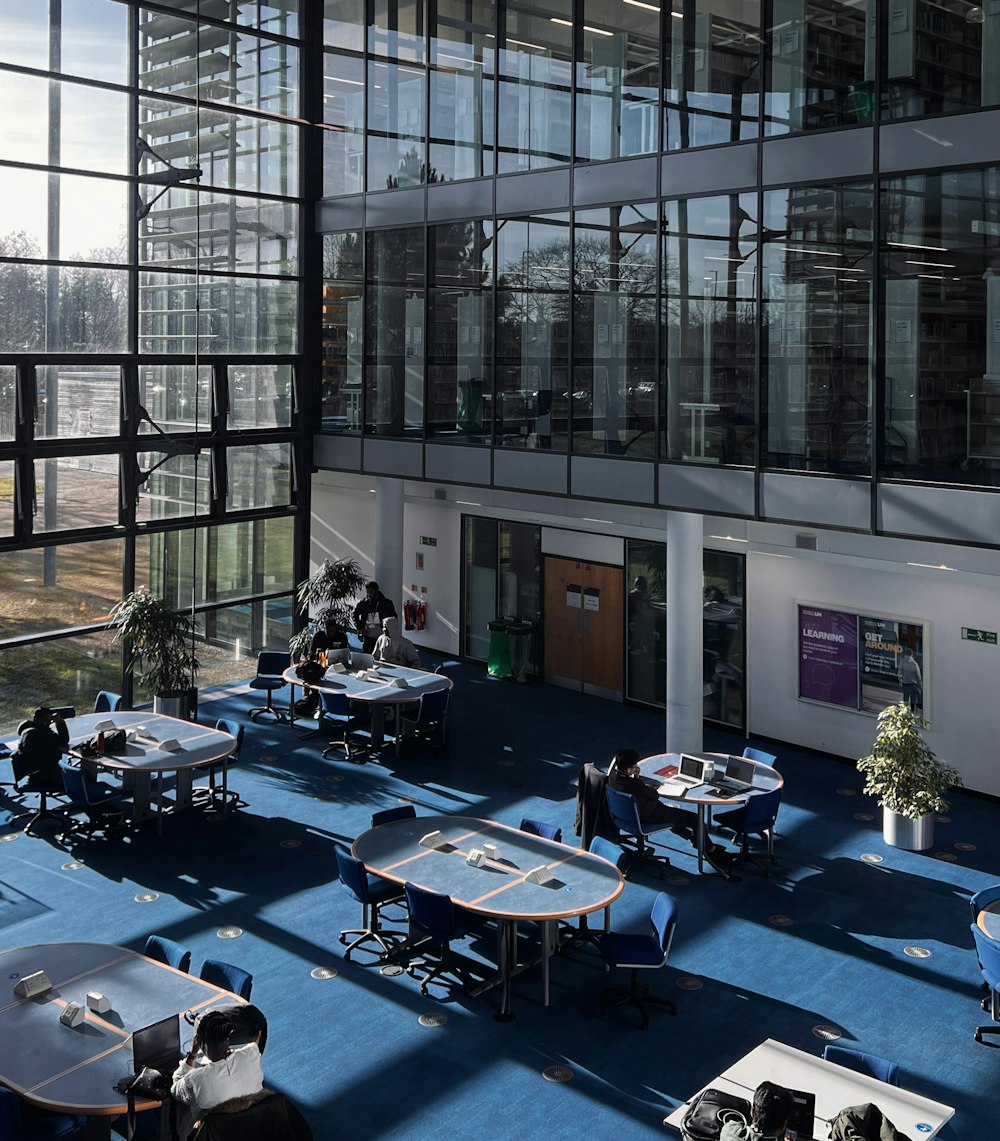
144, 934, 192, 974
371, 805, 417, 827
247, 651, 291, 722
0, 1088, 85, 1140
598, 891, 679, 1029
11, 753, 71, 835
604, 785, 673, 877
822, 1044, 900, 1085
94, 690, 123, 714
200, 958, 253, 1001
57, 760, 127, 845
565, 836, 632, 952
519, 817, 563, 843
713, 787, 782, 875
970, 885, 1000, 922
191, 719, 246, 812
335, 849, 405, 960
320, 690, 371, 762
972, 924, 1000, 1044
399, 685, 451, 750
404, 882, 479, 997
743, 745, 779, 770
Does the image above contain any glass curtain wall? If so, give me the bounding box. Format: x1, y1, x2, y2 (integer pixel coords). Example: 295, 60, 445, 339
0, 1, 305, 719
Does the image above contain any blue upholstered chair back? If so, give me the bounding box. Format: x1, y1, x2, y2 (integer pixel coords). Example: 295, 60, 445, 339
214, 718, 244, 761
144, 934, 192, 974
519, 817, 562, 843
742, 787, 782, 834
605, 785, 645, 837
335, 849, 373, 905
973, 924, 1000, 990
650, 892, 678, 958
371, 805, 417, 827
822, 1044, 900, 1086
405, 882, 457, 942
588, 836, 629, 872
201, 958, 253, 1001
58, 761, 107, 808
742, 746, 778, 768
254, 651, 289, 679
94, 691, 123, 714
970, 885, 1000, 921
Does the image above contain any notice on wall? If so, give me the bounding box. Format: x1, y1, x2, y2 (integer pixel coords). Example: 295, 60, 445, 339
583, 587, 600, 612
799, 607, 859, 709
565, 584, 581, 609
799, 605, 925, 717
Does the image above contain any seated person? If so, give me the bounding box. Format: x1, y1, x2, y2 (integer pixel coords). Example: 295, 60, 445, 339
372, 616, 421, 669
296, 617, 350, 714
607, 748, 733, 867
171, 1009, 264, 1141
15, 706, 69, 789
720, 1081, 795, 1141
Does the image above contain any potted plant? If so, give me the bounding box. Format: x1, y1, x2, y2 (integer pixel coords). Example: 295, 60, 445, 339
289, 557, 368, 662
109, 588, 200, 719
857, 701, 962, 850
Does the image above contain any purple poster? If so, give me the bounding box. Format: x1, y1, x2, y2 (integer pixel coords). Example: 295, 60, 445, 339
799, 606, 859, 708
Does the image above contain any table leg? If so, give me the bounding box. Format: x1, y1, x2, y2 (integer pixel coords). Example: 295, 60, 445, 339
174, 769, 194, 812
696, 804, 706, 875
369, 706, 385, 752
81, 1116, 112, 1141
541, 919, 555, 1007
493, 919, 517, 1022
288, 681, 298, 729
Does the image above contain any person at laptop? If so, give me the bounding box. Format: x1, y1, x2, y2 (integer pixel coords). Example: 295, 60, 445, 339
171, 1009, 264, 1141
720, 1081, 796, 1141
607, 748, 734, 868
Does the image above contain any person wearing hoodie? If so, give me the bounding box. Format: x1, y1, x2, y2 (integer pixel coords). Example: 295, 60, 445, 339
373, 615, 421, 668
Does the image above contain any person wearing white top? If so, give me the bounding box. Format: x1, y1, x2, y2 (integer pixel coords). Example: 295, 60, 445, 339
171, 1009, 264, 1141
373, 616, 421, 668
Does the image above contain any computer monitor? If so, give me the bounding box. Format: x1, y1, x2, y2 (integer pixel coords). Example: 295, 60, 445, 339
131, 1013, 181, 1074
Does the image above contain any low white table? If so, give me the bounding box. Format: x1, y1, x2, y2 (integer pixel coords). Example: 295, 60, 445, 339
664, 1038, 954, 1139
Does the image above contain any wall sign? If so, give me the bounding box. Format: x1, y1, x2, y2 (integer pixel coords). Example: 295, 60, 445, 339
962, 627, 997, 645
565, 584, 581, 609
799, 605, 925, 716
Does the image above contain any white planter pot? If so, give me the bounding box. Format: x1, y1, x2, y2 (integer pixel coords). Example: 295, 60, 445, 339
883, 808, 934, 851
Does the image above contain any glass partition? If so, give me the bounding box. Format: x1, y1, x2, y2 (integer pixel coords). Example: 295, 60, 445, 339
322, 231, 365, 432
0, 631, 120, 730
430, 0, 496, 181
323, 51, 366, 197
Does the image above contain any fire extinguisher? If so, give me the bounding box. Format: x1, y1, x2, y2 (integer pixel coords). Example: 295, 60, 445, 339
415, 601, 427, 631
403, 599, 416, 631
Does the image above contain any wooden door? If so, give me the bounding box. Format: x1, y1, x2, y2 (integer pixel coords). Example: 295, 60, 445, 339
543, 557, 623, 700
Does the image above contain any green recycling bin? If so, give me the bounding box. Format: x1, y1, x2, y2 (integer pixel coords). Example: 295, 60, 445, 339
487, 619, 513, 679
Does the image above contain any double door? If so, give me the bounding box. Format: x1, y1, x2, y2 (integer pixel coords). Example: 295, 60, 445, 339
543, 557, 622, 700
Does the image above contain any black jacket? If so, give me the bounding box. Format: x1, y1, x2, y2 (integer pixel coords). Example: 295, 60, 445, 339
16, 719, 69, 789
190, 1092, 313, 1141
353, 593, 397, 640
574, 763, 620, 851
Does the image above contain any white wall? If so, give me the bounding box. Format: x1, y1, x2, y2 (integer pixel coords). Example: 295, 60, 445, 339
747, 550, 1000, 796
402, 500, 461, 655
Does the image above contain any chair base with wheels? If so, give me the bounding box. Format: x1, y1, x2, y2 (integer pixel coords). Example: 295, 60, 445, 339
599, 966, 678, 1030
335, 849, 405, 961
247, 652, 291, 723
714, 787, 782, 878
404, 882, 481, 998
598, 892, 678, 1030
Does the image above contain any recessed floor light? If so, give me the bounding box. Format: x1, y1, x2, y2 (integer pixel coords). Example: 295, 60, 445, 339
904, 946, 932, 958
860, 853, 883, 864
280, 839, 301, 848
62, 861, 85, 870
954, 842, 976, 852
668, 875, 690, 887
676, 976, 703, 991
769, 915, 793, 927
217, 927, 243, 939
836, 788, 856, 797
933, 852, 957, 862
380, 963, 405, 977
0, 834, 18, 843
419, 1012, 447, 1027
853, 813, 874, 822
812, 1024, 842, 1041
311, 967, 338, 980
135, 892, 159, 903
542, 1065, 573, 1083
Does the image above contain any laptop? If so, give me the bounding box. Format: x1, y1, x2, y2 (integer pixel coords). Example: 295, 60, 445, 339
711, 755, 756, 794
672, 753, 709, 789
131, 1013, 182, 1076
786, 1088, 817, 1141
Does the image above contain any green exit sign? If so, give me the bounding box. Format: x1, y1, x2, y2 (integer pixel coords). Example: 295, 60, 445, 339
962, 627, 998, 645
419, 536, 437, 547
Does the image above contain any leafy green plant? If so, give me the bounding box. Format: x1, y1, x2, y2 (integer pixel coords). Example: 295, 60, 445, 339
857, 701, 961, 820
109, 588, 199, 697
289, 557, 367, 661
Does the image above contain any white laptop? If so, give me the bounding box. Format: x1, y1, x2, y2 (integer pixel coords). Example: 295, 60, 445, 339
672, 753, 709, 789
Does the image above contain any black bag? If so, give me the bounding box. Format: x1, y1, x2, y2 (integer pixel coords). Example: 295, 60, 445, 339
78, 729, 128, 758
681, 1087, 752, 1141
113, 1067, 172, 1141
295, 659, 326, 686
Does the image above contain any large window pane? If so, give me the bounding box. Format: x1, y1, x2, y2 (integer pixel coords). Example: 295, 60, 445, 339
427, 220, 493, 443
0, 539, 124, 638
369, 0, 426, 62
325, 0, 364, 53
0, 369, 17, 444
368, 61, 427, 190
762, 182, 873, 474
323, 52, 365, 197
576, 0, 659, 161
497, 1, 573, 172
35, 366, 122, 440
139, 365, 213, 434
227, 443, 292, 509
365, 227, 424, 437
0, 264, 128, 354
703, 550, 744, 728
322, 231, 364, 432
33, 456, 120, 533
0, 1, 128, 83
664, 1, 761, 150
663, 194, 758, 465
626, 539, 663, 706
765, 1, 867, 136
228, 365, 293, 429
0, 632, 120, 730
573, 204, 658, 457
136, 452, 212, 522
196, 596, 295, 684
883, 167, 1000, 486
430, 0, 495, 181
495, 213, 570, 450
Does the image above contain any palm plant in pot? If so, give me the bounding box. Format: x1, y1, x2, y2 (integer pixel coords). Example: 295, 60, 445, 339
857, 701, 962, 850
109, 588, 200, 718
288, 556, 368, 662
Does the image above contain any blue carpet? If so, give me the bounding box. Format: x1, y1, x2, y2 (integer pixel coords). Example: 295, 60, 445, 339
0, 660, 994, 1139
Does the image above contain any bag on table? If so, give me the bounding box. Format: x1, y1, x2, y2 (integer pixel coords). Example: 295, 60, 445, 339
681, 1087, 752, 1141
295, 659, 326, 686
77, 728, 128, 758
829, 1103, 913, 1141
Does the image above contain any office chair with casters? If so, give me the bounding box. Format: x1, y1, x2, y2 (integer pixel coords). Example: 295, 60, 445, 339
604, 785, 673, 877
371, 805, 417, 827
822, 1044, 900, 1085
972, 925, 1000, 1044
94, 690, 123, 714
713, 787, 782, 875
519, 817, 563, 843
0, 1087, 85, 1140
247, 651, 291, 722
319, 691, 370, 761
743, 745, 778, 770
144, 934, 192, 974
404, 882, 479, 997
399, 685, 451, 750
335, 849, 405, 960
201, 958, 253, 1001
57, 761, 127, 845
971, 885, 1000, 922
598, 891, 679, 1029
191, 1091, 314, 1141
191, 719, 246, 811
10, 753, 71, 835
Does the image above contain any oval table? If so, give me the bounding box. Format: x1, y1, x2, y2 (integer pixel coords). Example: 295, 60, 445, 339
0, 942, 244, 1138
353, 814, 624, 1020
639, 751, 783, 875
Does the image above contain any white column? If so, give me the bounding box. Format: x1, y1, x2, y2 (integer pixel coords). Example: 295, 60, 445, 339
665, 509, 704, 755
374, 476, 404, 611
